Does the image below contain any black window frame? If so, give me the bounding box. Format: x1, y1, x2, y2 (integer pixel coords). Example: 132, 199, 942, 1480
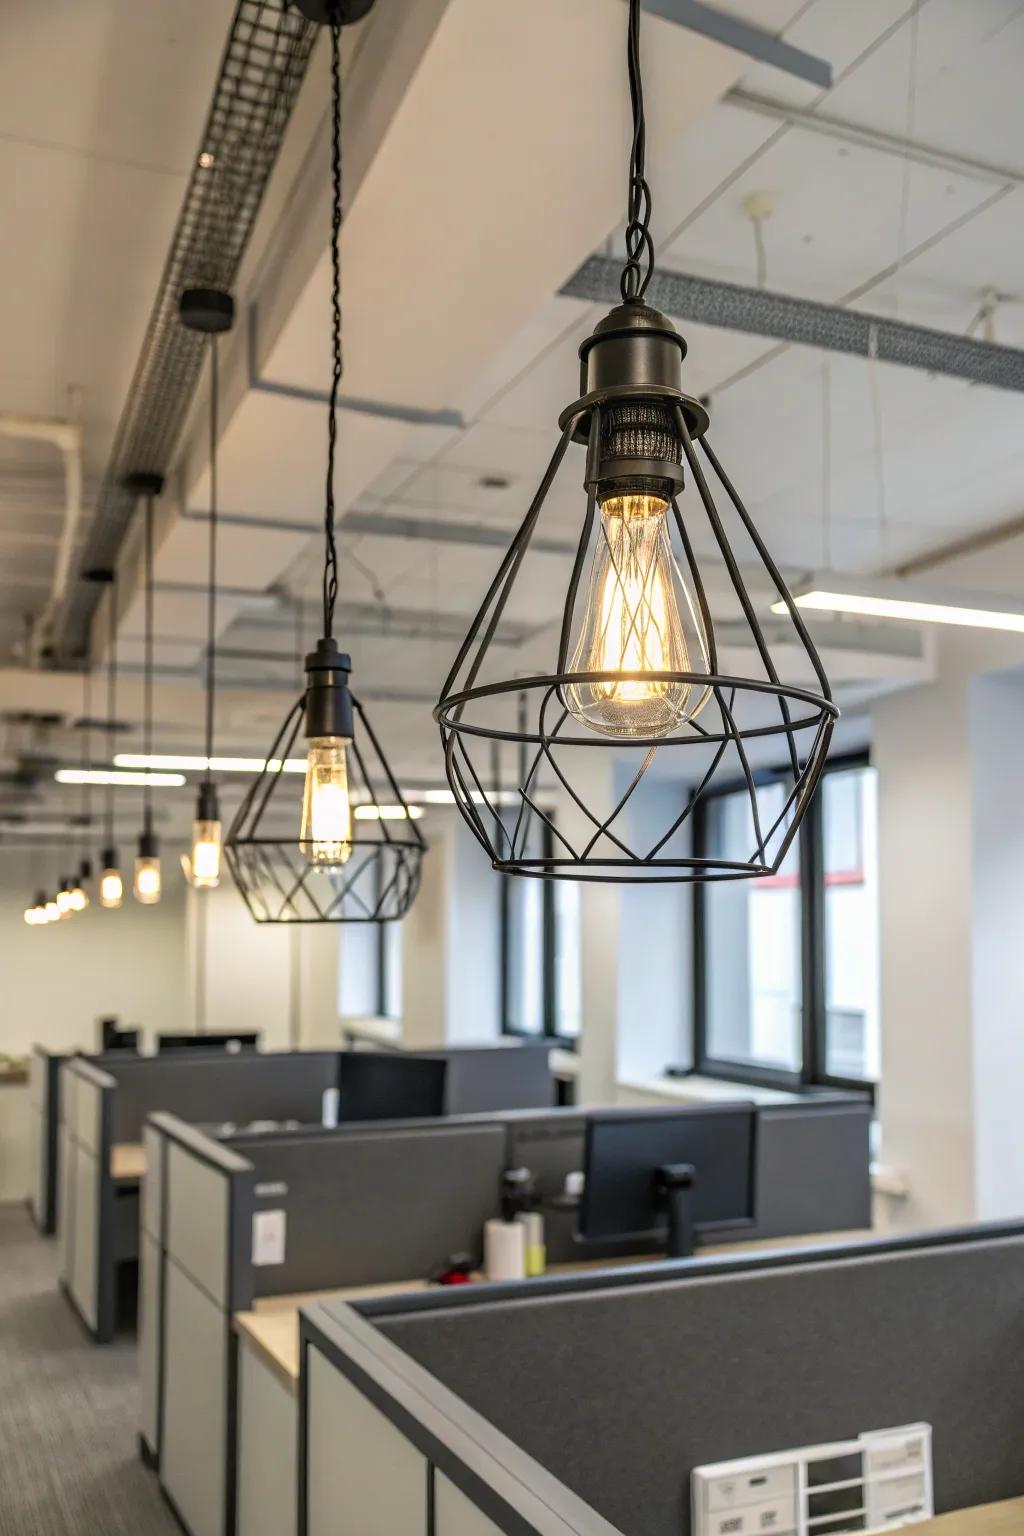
500, 821, 577, 1047
692, 750, 876, 1099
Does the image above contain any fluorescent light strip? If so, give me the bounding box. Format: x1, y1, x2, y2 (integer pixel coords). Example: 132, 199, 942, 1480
55, 768, 187, 788
114, 753, 307, 774
773, 591, 1024, 633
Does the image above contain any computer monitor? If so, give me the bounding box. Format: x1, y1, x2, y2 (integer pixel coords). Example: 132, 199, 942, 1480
156, 1031, 261, 1054
100, 1018, 139, 1053
339, 1051, 447, 1123
577, 1104, 756, 1260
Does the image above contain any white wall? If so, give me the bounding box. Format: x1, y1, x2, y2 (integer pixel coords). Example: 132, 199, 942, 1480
0, 847, 188, 1056
185, 881, 295, 1049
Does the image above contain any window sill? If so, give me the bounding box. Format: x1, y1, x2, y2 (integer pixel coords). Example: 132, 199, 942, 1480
616, 1073, 805, 1107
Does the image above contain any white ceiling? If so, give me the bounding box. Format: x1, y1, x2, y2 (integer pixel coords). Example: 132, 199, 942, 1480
5, 0, 1024, 843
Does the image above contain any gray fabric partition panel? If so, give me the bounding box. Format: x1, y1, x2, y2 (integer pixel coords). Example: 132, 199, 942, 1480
242, 1123, 510, 1296
100, 1052, 341, 1142
754, 1101, 872, 1237
379, 1233, 1024, 1536
442, 1046, 555, 1116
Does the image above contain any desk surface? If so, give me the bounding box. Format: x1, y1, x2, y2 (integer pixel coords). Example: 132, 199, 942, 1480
234, 1227, 870, 1393
918, 1502, 1024, 1534
110, 1142, 146, 1182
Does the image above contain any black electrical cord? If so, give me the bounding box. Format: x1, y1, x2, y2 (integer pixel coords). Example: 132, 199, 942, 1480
106, 579, 117, 848
143, 492, 155, 835
619, 0, 654, 304
81, 664, 91, 860
203, 334, 219, 783
322, 7, 343, 640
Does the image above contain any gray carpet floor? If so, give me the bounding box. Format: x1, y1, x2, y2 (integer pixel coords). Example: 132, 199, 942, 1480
0, 1203, 179, 1536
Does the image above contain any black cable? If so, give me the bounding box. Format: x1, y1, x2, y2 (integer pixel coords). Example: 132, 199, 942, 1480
143, 493, 154, 835
81, 665, 91, 860
322, 9, 343, 640
619, 0, 654, 304
106, 578, 117, 848
204, 335, 219, 782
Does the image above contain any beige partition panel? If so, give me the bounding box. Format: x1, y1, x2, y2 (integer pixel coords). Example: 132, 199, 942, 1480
435, 1475, 504, 1536
160, 1138, 235, 1536
138, 1122, 165, 1458
67, 1069, 103, 1332
28, 1051, 46, 1227
237, 1340, 297, 1536
306, 1345, 428, 1536
56, 1065, 75, 1285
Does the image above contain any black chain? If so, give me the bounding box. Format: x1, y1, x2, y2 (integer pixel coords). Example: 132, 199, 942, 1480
620, 0, 654, 303
204, 335, 219, 778
322, 9, 343, 639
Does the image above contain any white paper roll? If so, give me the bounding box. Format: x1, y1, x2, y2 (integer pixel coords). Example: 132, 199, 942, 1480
484, 1218, 526, 1282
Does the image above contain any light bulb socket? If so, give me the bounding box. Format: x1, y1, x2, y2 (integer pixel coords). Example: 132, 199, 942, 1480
292, 0, 376, 24
137, 828, 160, 862
34, 890, 47, 908
579, 302, 686, 398
196, 781, 220, 824
179, 287, 235, 335
100, 846, 119, 871
304, 638, 354, 740
79, 858, 93, 882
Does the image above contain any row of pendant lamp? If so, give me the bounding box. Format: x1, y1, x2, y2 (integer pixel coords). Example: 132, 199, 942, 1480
23, 851, 159, 925
27, 0, 836, 922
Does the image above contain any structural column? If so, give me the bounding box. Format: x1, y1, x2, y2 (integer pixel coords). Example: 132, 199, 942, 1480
872, 631, 1024, 1231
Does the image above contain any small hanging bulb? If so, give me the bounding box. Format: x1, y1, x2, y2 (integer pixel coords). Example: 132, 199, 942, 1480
99, 847, 124, 909
56, 880, 74, 919
565, 399, 712, 739
190, 781, 222, 889
24, 900, 41, 926
299, 639, 354, 868
134, 829, 162, 905
44, 894, 60, 923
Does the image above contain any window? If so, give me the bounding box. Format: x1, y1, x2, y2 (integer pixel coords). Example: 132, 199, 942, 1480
501, 820, 581, 1043
338, 919, 402, 1021
822, 766, 880, 1083
701, 779, 802, 1077
694, 756, 878, 1092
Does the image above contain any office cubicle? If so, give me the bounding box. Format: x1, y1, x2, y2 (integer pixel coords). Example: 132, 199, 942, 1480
57, 1049, 341, 1341
140, 1095, 871, 1536
28, 1045, 64, 1232
300, 1219, 1024, 1536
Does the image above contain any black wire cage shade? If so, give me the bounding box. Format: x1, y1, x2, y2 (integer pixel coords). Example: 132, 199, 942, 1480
434, 0, 836, 883
434, 301, 837, 884
224, 669, 426, 923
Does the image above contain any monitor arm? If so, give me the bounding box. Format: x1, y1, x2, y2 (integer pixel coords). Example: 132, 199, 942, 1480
656, 1162, 697, 1258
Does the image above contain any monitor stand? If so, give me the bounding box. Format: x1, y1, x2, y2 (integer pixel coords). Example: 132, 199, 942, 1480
656, 1162, 697, 1258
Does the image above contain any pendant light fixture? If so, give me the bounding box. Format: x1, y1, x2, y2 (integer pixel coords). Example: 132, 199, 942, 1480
125, 473, 165, 906
435, 0, 836, 883
179, 286, 234, 889
225, 0, 426, 924
98, 572, 125, 908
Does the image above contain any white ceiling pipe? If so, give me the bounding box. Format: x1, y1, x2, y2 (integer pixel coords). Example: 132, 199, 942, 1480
0, 406, 84, 664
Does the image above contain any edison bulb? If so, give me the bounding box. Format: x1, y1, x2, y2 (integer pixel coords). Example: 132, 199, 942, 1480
565, 492, 712, 739
69, 882, 88, 913
56, 885, 74, 918
300, 736, 352, 866
191, 819, 222, 889
134, 856, 162, 905
24, 905, 40, 926
44, 896, 60, 923
100, 867, 124, 909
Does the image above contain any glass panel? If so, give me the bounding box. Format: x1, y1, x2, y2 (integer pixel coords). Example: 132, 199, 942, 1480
554, 879, 581, 1038
703, 783, 802, 1074
823, 767, 880, 1082
382, 921, 403, 1020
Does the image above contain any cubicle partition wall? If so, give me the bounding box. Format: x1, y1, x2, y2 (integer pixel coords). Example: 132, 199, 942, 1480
141, 1096, 872, 1536
301, 1220, 1024, 1536
58, 1050, 341, 1343
28, 1044, 65, 1232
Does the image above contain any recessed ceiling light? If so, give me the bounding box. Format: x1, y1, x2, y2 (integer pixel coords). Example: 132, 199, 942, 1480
478, 474, 511, 490
114, 752, 306, 774
771, 574, 1024, 635
56, 768, 186, 787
